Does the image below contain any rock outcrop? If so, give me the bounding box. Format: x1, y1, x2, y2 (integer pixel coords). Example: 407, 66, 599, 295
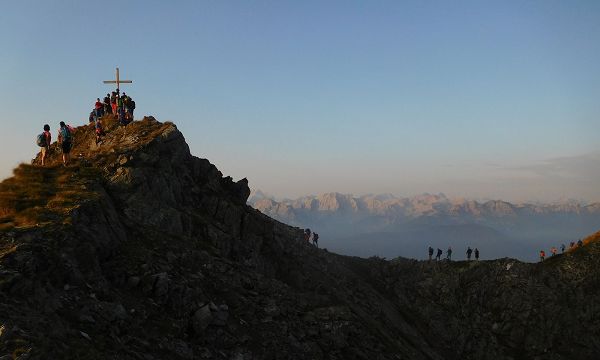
0, 116, 598, 359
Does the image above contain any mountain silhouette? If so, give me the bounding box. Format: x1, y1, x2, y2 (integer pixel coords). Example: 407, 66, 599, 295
0, 115, 598, 359
250, 193, 600, 261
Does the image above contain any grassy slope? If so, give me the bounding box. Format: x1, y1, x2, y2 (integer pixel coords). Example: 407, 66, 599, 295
0, 115, 170, 233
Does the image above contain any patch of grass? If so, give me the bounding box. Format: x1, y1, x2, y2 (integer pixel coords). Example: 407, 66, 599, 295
0, 163, 100, 229
582, 230, 600, 246
2, 116, 171, 231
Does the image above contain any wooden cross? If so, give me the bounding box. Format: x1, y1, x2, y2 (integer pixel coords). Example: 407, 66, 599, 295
103, 67, 132, 92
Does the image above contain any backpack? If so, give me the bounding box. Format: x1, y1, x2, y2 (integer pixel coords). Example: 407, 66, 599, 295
36, 133, 47, 147
60, 126, 72, 142
130, 100, 135, 110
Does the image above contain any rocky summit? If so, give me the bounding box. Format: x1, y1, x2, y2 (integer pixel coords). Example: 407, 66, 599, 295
0, 116, 599, 359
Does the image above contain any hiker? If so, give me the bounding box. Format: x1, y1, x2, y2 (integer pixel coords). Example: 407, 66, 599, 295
95, 118, 105, 145
560, 244, 566, 253
118, 107, 128, 126
120, 93, 136, 118
122, 93, 129, 110
89, 109, 96, 124
570, 241, 575, 249
117, 92, 124, 112
304, 228, 312, 244
550, 246, 557, 256
577, 239, 583, 247
58, 121, 73, 166
110, 92, 117, 114
103, 94, 111, 114
446, 247, 452, 261
128, 97, 136, 117
37, 124, 52, 166
428, 246, 434, 261
539, 250, 545, 262
94, 98, 104, 118
125, 108, 133, 123
466, 247, 473, 261
313, 233, 319, 248
436, 248, 442, 261
474, 248, 479, 260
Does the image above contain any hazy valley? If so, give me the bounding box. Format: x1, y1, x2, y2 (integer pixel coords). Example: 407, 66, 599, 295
250, 192, 600, 262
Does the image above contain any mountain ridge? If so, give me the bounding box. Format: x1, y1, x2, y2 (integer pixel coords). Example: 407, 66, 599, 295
0, 115, 598, 359
250, 191, 600, 218
250, 191, 600, 260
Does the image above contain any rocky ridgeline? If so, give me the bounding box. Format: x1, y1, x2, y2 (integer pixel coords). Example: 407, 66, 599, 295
0, 117, 598, 359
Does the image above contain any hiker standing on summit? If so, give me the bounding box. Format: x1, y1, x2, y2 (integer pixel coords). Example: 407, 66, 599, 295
94, 98, 104, 119
436, 248, 442, 261
58, 121, 73, 166
110, 92, 117, 115
37, 124, 51, 166
466, 247, 473, 261
428, 246, 434, 261
103, 94, 111, 115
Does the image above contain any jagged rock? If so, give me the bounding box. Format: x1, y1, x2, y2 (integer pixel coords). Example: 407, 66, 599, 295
264, 303, 280, 318
170, 340, 193, 359
192, 305, 213, 333
78, 314, 95, 324
211, 304, 229, 326
127, 276, 141, 288
152, 272, 169, 298
113, 304, 128, 321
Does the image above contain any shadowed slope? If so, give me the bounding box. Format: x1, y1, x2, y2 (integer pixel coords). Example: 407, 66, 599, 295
0, 116, 598, 359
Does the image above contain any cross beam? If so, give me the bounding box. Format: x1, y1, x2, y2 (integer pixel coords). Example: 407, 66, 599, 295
103, 67, 132, 92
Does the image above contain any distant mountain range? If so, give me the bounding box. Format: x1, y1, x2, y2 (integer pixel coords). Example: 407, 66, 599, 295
249, 192, 600, 261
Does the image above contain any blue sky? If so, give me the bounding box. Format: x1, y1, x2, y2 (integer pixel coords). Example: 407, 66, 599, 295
1, 0, 599, 202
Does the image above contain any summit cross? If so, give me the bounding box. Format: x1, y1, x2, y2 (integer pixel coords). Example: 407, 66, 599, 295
103, 67, 132, 92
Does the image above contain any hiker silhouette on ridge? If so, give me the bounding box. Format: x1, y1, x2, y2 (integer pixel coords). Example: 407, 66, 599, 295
304, 229, 312, 244
436, 248, 442, 261
36, 124, 51, 166
94, 98, 104, 119
58, 121, 73, 166
103, 94, 111, 114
